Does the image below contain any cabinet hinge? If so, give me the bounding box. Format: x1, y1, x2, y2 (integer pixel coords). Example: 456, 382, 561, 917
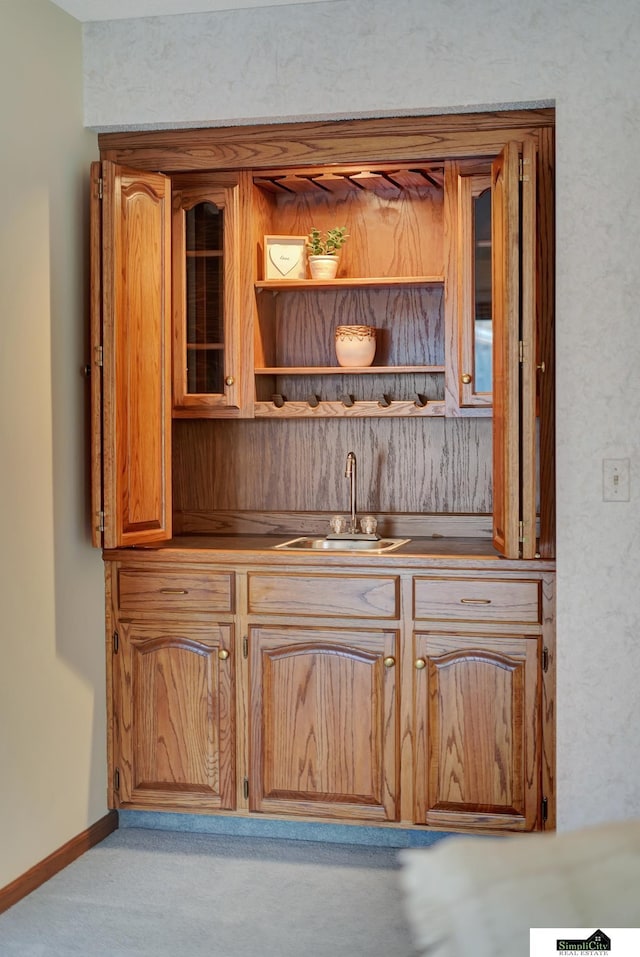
519, 157, 530, 183
97, 510, 105, 533
95, 345, 103, 368
98, 177, 103, 200
542, 646, 549, 672
243, 635, 248, 659
243, 777, 249, 800
541, 796, 548, 823
518, 520, 525, 543
114, 768, 120, 792
519, 340, 525, 364
113, 630, 119, 654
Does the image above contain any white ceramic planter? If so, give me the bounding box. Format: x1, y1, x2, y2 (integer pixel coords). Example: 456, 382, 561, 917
335, 325, 376, 367
309, 255, 339, 280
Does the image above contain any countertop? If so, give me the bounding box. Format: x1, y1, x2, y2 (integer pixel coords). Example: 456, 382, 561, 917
103, 535, 555, 572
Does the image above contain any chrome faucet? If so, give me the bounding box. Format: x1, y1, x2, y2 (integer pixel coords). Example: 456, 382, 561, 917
345, 451, 358, 534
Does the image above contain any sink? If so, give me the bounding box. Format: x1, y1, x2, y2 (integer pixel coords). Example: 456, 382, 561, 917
273, 536, 410, 553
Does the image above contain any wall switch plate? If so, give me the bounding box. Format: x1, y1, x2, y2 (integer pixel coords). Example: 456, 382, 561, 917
603, 458, 630, 501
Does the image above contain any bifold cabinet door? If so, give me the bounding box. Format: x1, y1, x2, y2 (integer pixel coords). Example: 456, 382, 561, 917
113, 621, 235, 810
414, 632, 540, 831
91, 161, 172, 548
492, 141, 538, 559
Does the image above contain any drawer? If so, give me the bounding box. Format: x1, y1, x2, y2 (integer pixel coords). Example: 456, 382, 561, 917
413, 577, 541, 624
248, 573, 399, 619
117, 567, 234, 614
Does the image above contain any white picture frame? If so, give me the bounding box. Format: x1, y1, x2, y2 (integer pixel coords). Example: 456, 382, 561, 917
263, 235, 307, 280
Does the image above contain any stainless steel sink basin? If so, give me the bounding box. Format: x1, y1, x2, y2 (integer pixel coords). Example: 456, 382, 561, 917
273, 536, 410, 553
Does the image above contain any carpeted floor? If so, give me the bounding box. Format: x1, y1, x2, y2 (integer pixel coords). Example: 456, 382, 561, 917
0, 828, 420, 956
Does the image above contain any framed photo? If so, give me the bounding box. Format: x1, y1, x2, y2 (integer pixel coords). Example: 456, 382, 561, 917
263, 235, 307, 280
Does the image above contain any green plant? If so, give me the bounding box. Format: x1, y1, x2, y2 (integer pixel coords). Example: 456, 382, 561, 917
306, 226, 349, 256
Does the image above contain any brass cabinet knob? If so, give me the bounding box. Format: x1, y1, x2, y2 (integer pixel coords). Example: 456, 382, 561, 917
414, 658, 427, 670
218, 649, 230, 661
461, 373, 472, 384
383, 656, 396, 669
225, 376, 235, 386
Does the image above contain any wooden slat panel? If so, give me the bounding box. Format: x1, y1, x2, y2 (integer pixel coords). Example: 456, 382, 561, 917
386, 168, 443, 189
172, 416, 493, 515
346, 170, 399, 193
308, 172, 353, 193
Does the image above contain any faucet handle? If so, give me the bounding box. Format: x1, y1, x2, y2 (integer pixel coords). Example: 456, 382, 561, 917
330, 515, 347, 534
360, 515, 377, 535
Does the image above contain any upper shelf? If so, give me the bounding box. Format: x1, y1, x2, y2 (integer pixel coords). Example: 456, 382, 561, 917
254, 164, 445, 196
255, 276, 444, 292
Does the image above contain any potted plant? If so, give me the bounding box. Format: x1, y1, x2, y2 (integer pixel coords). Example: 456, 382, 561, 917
306, 226, 348, 279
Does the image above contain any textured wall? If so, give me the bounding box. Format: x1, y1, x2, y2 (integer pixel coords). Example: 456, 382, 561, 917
81, 0, 640, 830
0, 0, 102, 888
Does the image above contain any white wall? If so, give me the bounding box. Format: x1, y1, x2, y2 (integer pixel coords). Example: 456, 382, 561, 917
0, 0, 102, 888
82, 0, 640, 831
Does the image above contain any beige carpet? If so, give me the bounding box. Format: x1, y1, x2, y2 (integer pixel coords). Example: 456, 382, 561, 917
0, 827, 420, 956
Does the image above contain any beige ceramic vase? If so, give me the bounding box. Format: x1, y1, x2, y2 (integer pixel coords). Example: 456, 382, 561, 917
335, 325, 376, 367
309, 255, 339, 280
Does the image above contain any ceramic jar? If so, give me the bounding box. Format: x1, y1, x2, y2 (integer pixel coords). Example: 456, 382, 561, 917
335, 325, 376, 367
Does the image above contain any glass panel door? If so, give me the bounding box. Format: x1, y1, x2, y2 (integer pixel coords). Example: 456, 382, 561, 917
185, 202, 225, 395
473, 187, 492, 395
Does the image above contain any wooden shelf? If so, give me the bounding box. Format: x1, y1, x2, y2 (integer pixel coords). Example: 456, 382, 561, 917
255, 276, 443, 292
254, 163, 446, 195
254, 399, 445, 418
255, 365, 445, 375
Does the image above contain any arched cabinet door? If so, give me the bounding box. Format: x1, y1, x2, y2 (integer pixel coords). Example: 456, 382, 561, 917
413, 631, 540, 832
171, 172, 250, 417
248, 626, 399, 822
91, 161, 172, 549
113, 621, 235, 811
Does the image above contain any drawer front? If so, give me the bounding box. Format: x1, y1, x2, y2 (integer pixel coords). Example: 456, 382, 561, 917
248, 573, 399, 619
117, 567, 234, 613
413, 577, 541, 624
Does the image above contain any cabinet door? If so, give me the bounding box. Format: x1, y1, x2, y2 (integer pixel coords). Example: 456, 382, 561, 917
91, 161, 172, 548
113, 621, 235, 810
445, 162, 493, 414
414, 632, 540, 831
492, 141, 538, 559
171, 174, 251, 416
249, 626, 399, 821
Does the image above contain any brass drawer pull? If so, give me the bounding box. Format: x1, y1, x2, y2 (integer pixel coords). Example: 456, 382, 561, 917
160, 588, 188, 595
460, 598, 491, 604
218, 649, 230, 661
